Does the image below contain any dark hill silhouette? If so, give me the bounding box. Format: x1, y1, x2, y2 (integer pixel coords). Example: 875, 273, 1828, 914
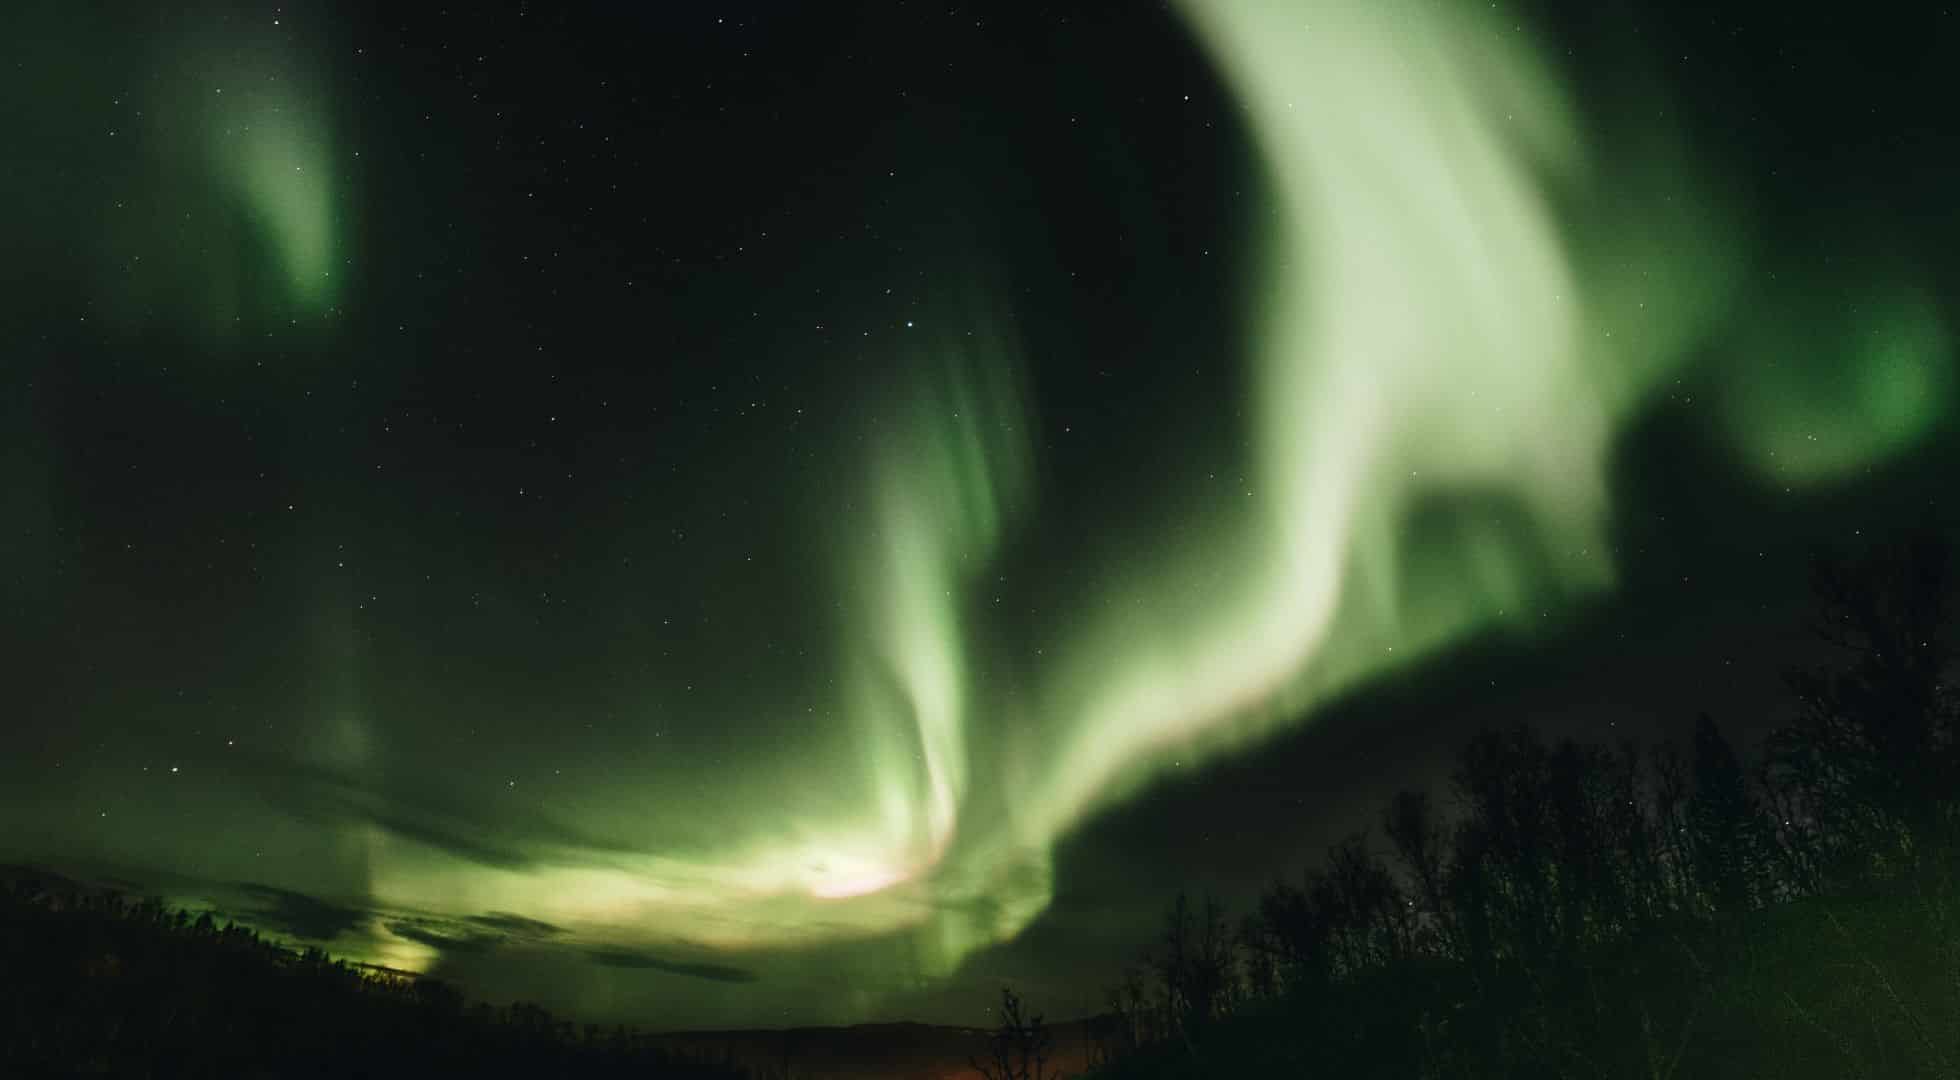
0, 869, 748, 1079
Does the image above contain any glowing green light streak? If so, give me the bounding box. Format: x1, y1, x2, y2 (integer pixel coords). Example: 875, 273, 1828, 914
215, 89, 339, 310
190, 33, 340, 313
332, 0, 1948, 997
1717, 273, 1951, 484
836, 325, 1032, 898
1022, 0, 1634, 867
365, 0, 1710, 968
111, 17, 345, 335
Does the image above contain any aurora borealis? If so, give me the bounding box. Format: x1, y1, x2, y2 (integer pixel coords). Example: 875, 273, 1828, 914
4, 0, 1956, 1032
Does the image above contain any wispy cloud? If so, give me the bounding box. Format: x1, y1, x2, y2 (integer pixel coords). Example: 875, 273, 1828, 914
583, 947, 758, 984
384, 919, 503, 954
464, 911, 565, 938
231, 882, 369, 941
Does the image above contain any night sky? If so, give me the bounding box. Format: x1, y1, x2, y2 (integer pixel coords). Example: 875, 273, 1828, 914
4, 0, 1957, 1032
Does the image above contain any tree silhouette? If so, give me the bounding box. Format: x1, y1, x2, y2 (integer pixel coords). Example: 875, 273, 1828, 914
1148, 893, 1236, 1042
970, 985, 1053, 1080
1383, 789, 1452, 955
1687, 713, 1770, 914
1771, 531, 1957, 884
1083, 537, 1960, 1079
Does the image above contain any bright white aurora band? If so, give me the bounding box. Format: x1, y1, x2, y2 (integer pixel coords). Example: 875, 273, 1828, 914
279, 0, 1944, 978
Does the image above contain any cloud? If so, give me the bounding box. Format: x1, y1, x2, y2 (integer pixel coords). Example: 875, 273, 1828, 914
464, 911, 565, 939
583, 947, 759, 984
357, 809, 543, 870
241, 753, 654, 872
384, 920, 501, 954
0, 863, 84, 893
382, 910, 567, 955
231, 882, 369, 941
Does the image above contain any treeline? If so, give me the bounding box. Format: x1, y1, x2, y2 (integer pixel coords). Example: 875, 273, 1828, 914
0, 877, 748, 1078
1080, 534, 1960, 1079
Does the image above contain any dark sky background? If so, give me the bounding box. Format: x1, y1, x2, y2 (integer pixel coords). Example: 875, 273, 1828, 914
3, 0, 1957, 1032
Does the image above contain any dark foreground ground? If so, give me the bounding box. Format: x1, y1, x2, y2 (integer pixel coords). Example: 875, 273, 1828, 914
650, 1019, 1101, 1080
